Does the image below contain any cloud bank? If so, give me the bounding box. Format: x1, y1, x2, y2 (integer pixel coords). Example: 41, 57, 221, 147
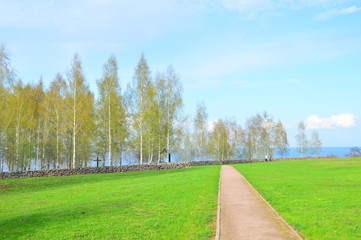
306, 113, 357, 129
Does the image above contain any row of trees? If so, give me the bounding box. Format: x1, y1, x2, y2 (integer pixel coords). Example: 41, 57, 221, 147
1, 45, 318, 172
0, 46, 185, 171
192, 104, 290, 161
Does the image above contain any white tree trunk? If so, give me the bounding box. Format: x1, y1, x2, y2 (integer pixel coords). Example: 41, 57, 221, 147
157, 135, 161, 163
72, 80, 76, 168
56, 109, 59, 169
42, 121, 46, 169
36, 124, 40, 169
108, 95, 112, 166
140, 92, 143, 164
140, 123, 143, 164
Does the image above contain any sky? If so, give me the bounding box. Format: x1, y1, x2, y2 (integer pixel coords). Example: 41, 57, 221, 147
1, 0, 360, 147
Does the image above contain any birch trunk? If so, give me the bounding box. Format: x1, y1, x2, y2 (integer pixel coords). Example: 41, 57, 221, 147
36, 124, 40, 169
42, 121, 46, 169
157, 135, 161, 163
55, 106, 59, 169
72, 78, 76, 168
108, 95, 112, 166
139, 92, 143, 164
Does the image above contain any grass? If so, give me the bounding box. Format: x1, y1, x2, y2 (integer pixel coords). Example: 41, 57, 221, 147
233, 158, 361, 240
0, 165, 220, 240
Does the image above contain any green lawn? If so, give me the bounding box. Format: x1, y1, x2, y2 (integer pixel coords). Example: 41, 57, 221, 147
233, 158, 361, 240
0, 165, 220, 240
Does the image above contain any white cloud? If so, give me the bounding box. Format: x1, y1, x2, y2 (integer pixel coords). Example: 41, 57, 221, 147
306, 113, 357, 129
221, 0, 272, 19
185, 0, 346, 19
315, 6, 361, 21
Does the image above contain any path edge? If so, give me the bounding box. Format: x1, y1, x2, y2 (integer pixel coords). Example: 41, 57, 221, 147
215, 166, 222, 240
238, 171, 304, 240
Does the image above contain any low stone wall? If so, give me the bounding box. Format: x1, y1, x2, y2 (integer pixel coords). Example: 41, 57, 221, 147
188, 156, 333, 166
0, 156, 334, 179
0, 162, 191, 179
189, 159, 261, 166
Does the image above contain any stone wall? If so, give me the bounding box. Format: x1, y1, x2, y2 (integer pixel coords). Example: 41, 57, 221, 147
0, 162, 191, 179
0, 156, 334, 179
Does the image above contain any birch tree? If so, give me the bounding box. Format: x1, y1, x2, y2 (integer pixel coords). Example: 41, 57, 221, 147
154, 66, 183, 163
226, 120, 243, 159
274, 121, 289, 156
0, 45, 15, 160
309, 130, 322, 156
96, 55, 126, 166
194, 102, 208, 161
242, 114, 262, 160
46, 74, 66, 168
296, 121, 309, 157
163, 66, 182, 160
126, 54, 152, 164
208, 119, 229, 161
66, 54, 94, 168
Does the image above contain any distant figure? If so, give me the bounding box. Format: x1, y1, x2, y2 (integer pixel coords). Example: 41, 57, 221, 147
269, 156, 272, 161
264, 155, 268, 162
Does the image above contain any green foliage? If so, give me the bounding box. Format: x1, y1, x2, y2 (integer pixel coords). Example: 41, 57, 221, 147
233, 158, 361, 240
0, 166, 220, 239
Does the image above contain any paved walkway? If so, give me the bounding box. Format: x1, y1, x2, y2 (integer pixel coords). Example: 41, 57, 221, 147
218, 165, 303, 240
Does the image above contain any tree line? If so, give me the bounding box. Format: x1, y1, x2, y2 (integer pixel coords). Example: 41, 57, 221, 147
0, 45, 320, 172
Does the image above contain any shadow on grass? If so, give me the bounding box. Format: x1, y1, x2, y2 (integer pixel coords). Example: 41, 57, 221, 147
0, 204, 131, 239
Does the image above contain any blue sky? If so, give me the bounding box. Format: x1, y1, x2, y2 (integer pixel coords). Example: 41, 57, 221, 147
1, 0, 360, 147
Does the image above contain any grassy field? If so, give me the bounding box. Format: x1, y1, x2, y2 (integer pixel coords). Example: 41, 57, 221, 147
0, 165, 220, 240
233, 158, 361, 240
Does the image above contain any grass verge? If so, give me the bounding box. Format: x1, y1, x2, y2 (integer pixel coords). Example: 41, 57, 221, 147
0, 165, 220, 240
233, 158, 361, 240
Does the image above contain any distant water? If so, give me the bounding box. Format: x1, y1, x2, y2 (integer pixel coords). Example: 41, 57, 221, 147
273, 147, 358, 158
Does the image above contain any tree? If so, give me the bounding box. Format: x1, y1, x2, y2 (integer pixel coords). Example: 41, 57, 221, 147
0, 45, 15, 161
207, 119, 242, 161
225, 120, 243, 159
163, 66, 183, 160
309, 130, 322, 156
5, 81, 38, 171
65, 54, 94, 168
95, 55, 126, 166
176, 116, 194, 162
45, 74, 67, 169
274, 121, 289, 156
296, 121, 309, 157
126, 54, 153, 164
153, 66, 183, 163
193, 102, 208, 161
208, 120, 228, 161
345, 147, 361, 157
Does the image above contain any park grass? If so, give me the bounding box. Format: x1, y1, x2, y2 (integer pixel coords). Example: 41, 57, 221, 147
0, 165, 220, 240
233, 158, 361, 240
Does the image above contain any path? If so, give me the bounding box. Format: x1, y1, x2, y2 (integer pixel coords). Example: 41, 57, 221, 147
218, 165, 303, 240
